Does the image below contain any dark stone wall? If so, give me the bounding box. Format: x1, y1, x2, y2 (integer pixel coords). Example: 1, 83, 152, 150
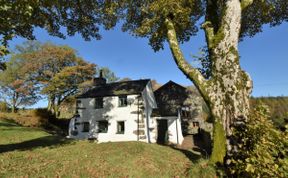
154, 81, 188, 116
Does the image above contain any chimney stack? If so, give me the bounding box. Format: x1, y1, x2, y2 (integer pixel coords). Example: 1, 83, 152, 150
93, 69, 106, 86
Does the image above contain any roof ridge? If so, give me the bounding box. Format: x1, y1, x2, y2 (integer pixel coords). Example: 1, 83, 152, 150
108, 78, 150, 84
155, 80, 186, 92
77, 78, 151, 98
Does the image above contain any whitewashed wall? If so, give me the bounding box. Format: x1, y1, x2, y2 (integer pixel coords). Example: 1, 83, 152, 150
68, 81, 187, 145
142, 81, 158, 143
152, 116, 184, 145
73, 94, 142, 142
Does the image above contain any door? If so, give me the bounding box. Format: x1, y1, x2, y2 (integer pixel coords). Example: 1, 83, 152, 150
157, 119, 168, 144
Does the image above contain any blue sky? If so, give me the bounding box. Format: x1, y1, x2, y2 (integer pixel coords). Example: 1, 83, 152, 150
10, 22, 288, 107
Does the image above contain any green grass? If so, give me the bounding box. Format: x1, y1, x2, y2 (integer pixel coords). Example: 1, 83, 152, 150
0, 119, 216, 177
0, 119, 50, 145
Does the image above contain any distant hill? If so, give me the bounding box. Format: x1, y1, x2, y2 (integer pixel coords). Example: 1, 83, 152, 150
251, 96, 288, 130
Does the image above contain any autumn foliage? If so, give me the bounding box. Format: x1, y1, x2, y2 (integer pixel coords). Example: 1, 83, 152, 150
0, 41, 98, 116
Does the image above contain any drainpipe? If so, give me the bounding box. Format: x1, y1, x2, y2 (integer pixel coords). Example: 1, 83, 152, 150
176, 108, 180, 145
146, 109, 151, 143
143, 92, 151, 143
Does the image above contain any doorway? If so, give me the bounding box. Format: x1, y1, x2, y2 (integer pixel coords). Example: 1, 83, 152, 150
157, 119, 168, 144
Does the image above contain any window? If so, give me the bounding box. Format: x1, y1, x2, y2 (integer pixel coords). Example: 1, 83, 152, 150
193, 122, 199, 127
82, 122, 90, 132
94, 97, 103, 109
118, 95, 128, 107
98, 121, 108, 133
117, 121, 125, 134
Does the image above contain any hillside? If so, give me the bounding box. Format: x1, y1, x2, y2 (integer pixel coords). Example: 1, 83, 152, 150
0, 119, 216, 177
251, 96, 288, 130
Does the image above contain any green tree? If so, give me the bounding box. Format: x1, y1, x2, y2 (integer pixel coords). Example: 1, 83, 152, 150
0, 56, 40, 112
251, 96, 288, 131
114, 0, 288, 163
0, 0, 120, 68
14, 40, 42, 54
22, 43, 96, 116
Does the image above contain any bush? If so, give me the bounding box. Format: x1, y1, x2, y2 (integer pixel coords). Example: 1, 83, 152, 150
228, 104, 288, 177
250, 97, 288, 130
0, 109, 52, 127
0, 101, 9, 112
0, 109, 69, 136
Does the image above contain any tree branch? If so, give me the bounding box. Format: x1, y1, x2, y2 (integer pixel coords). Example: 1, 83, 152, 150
59, 88, 77, 105
202, 21, 215, 49
202, 0, 219, 50
165, 18, 210, 102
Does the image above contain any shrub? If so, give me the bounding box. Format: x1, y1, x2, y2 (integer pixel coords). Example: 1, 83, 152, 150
228, 104, 288, 177
0, 109, 52, 127
0, 101, 9, 112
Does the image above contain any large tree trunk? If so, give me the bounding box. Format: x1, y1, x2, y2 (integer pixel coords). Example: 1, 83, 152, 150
165, 0, 253, 164
207, 0, 253, 163
208, 46, 252, 163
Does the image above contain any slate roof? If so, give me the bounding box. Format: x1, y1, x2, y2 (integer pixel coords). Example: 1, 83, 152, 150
77, 79, 150, 98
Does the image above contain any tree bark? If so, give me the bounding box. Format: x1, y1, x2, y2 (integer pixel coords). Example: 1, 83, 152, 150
54, 104, 60, 118
54, 96, 60, 118
47, 96, 55, 114
165, 0, 253, 164
11, 105, 16, 113
11, 92, 18, 113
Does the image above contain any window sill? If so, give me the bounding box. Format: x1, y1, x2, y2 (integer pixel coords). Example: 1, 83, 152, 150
116, 132, 124, 134
98, 131, 108, 133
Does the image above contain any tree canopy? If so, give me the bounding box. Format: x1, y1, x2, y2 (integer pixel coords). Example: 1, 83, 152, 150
1, 1, 287, 55
119, 0, 287, 51
0, 0, 120, 57
0, 55, 40, 112
20, 42, 96, 115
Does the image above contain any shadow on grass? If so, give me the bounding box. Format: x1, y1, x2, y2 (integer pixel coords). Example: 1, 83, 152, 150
33, 109, 70, 135
169, 145, 202, 163
0, 136, 73, 153
0, 119, 19, 127
193, 130, 212, 156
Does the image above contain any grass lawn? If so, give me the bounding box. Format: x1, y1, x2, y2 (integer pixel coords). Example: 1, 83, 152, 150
0, 119, 216, 177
